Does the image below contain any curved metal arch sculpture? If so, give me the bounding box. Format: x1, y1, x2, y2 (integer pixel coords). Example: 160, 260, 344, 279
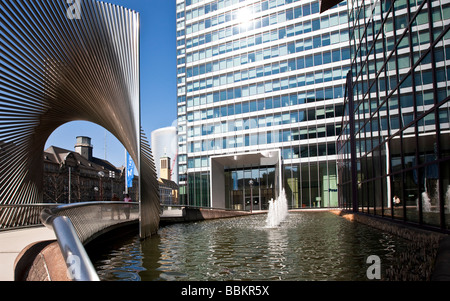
0, 0, 160, 237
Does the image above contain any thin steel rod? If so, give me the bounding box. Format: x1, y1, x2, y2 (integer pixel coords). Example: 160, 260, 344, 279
0, 0, 160, 237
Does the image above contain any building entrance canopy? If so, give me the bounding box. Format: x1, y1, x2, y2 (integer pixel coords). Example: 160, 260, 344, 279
210, 150, 282, 210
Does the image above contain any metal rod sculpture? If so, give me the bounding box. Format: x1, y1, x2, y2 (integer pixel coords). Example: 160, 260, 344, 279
0, 0, 160, 238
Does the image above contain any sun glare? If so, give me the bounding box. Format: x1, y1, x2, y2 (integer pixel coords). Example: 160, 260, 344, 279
236, 7, 252, 28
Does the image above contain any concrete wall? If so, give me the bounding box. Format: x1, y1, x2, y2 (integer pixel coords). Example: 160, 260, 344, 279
210, 159, 226, 208
183, 208, 256, 222
15, 240, 70, 281
160, 208, 263, 225
431, 236, 450, 281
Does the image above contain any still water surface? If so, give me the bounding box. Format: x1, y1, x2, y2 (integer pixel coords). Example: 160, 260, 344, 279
92, 212, 410, 281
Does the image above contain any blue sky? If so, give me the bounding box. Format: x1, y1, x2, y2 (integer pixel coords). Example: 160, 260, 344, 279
45, 0, 177, 168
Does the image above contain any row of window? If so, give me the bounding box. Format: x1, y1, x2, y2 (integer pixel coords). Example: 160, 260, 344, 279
184, 0, 339, 38
340, 89, 448, 146
182, 34, 348, 81
351, 1, 449, 83
186, 95, 344, 122
352, 68, 449, 136
183, 0, 306, 22
353, 70, 449, 114
355, 51, 450, 108
182, 61, 349, 101
354, 37, 447, 91
349, 0, 448, 43
185, 142, 338, 172
181, 38, 349, 88
181, 54, 349, 102
184, 20, 347, 65
352, 28, 432, 78
178, 85, 345, 126
345, 93, 450, 156
187, 106, 343, 138
181, 8, 347, 50
187, 124, 341, 153
177, 4, 347, 49
184, 74, 346, 106
181, 84, 345, 118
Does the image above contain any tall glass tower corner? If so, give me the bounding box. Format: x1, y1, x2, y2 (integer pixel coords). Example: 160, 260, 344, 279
176, 0, 350, 209
338, 0, 450, 232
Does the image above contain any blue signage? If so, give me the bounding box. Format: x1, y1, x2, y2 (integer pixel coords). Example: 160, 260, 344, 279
126, 152, 135, 188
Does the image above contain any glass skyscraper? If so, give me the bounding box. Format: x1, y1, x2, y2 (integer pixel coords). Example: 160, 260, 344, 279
176, 0, 350, 209
338, 0, 450, 232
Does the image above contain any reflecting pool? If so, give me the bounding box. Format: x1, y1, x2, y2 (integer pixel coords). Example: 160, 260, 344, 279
92, 212, 412, 281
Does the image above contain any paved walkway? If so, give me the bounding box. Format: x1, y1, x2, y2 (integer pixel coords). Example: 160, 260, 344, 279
0, 226, 56, 281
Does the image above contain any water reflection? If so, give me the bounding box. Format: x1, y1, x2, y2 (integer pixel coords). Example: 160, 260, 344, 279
93, 235, 145, 281
93, 212, 411, 281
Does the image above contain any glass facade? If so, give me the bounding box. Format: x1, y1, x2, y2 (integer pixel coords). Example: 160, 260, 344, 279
177, 0, 350, 208
224, 166, 276, 210
338, 0, 450, 232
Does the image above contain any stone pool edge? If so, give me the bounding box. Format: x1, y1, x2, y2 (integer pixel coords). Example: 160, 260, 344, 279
330, 209, 450, 281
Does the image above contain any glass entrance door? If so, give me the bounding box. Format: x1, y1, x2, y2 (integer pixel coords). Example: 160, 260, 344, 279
226, 166, 276, 211
260, 188, 274, 210
232, 190, 243, 210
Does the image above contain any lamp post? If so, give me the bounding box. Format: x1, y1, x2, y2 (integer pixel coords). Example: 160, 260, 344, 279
68, 166, 71, 203
249, 179, 254, 213
109, 170, 115, 196
94, 186, 99, 201
98, 171, 105, 201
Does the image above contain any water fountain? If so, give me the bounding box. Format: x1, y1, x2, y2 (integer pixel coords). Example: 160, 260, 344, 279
446, 185, 450, 213
265, 188, 289, 228
93, 197, 416, 281
422, 191, 432, 212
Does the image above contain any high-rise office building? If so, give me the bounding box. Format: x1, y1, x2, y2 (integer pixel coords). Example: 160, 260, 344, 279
176, 0, 350, 209
338, 0, 450, 232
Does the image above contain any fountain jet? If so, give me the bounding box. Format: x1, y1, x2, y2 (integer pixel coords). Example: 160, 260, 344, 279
265, 189, 288, 228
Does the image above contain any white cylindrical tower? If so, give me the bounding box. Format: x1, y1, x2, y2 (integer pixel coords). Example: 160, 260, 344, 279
151, 126, 178, 183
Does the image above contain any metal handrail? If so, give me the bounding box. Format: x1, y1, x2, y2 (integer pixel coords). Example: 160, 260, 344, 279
40, 201, 140, 281
44, 201, 139, 213
0, 204, 61, 207
0, 204, 61, 230
41, 210, 99, 281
